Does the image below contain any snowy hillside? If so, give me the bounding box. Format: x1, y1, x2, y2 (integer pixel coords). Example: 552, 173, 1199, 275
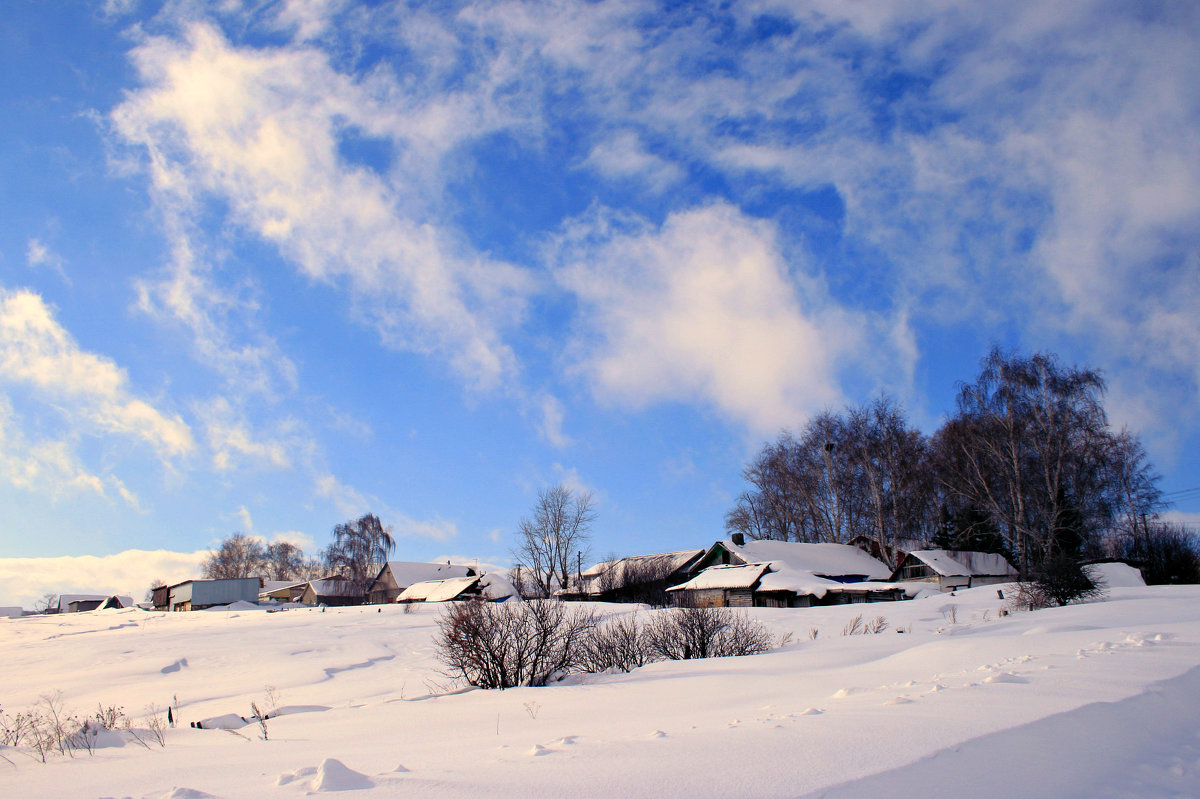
2, 585, 1199, 798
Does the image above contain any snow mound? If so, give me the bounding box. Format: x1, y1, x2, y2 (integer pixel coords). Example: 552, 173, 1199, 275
984, 671, 1029, 684
1086, 562, 1146, 587
275, 766, 316, 786
192, 713, 248, 730
204, 600, 262, 612
311, 758, 374, 791
151, 789, 223, 799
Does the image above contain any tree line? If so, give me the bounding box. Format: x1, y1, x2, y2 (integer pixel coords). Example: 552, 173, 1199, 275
196, 513, 396, 593
726, 347, 1197, 583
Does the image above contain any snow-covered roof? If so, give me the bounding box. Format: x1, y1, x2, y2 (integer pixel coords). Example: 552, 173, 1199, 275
1086, 562, 1145, 588
305, 579, 364, 598
56, 594, 133, 612
379, 561, 476, 588
477, 573, 520, 601
582, 549, 705, 579
720, 540, 892, 580
669, 562, 902, 600
668, 564, 769, 591
399, 576, 479, 602
905, 550, 1017, 578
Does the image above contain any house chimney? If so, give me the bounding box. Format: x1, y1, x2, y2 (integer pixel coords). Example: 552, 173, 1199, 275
731, 533, 745, 546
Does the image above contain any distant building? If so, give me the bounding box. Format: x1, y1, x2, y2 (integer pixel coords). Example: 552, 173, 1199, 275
299, 576, 365, 607
366, 562, 477, 604
890, 550, 1018, 592
56, 594, 134, 613
558, 549, 706, 604
67, 596, 130, 612
692, 536, 894, 583
397, 573, 521, 604
159, 578, 261, 611
667, 562, 905, 608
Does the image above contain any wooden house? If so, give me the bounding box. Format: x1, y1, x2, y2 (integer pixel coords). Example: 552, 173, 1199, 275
890, 550, 1017, 592
667, 562, 905, 608
692, 536, 893, 583
57, 594, 134, 613
559, 549, 707, 604
366, 562, 478, 604
298, 576, 365, 607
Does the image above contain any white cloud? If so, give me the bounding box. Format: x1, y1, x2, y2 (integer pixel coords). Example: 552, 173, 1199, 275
0, 549, 208, 610
555, 203, 862, 432
197, 397, 293, 472
132, 237, 298, 400
537, 394, 571, 449
0, 287, 194, 459
113, 22, 534, 393
270, 529, 316, 551
581, 131, 685, 192
313, 472, 371, 519
393, 514, 458, 543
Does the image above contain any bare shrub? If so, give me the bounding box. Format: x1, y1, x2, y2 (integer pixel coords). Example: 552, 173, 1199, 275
250, 702, 268, 741
647, 607, 773, 660
582, 612, 656, 673
144, 704, 167, 747
435, 600, 599, 688
843, 614, 889, 635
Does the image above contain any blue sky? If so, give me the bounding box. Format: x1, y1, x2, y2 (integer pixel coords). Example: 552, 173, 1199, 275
2, 0, 1199, 607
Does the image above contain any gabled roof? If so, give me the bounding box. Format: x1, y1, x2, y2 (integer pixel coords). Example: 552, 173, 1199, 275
715, 540, 892, 580
376, 561, 476, 588
902, 550, 1017, 578
56, 594, 133, 613
576, 549, 706, 594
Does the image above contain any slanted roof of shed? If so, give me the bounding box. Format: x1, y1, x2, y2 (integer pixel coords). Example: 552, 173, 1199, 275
904, 550, 1017, 578
306, 579, 364, 598
668, 563, 769, 592
399, 576, 479, 602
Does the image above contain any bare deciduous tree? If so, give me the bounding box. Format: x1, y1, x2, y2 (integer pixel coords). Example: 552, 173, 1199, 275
202, 533, 267, 579
144, 578, 166, 603
264, 541, 306, 581
513, 485, 595, 598
322, 513, 395, 594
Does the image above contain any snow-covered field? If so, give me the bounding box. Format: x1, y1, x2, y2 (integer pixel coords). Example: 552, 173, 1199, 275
3, 583, 1200, 798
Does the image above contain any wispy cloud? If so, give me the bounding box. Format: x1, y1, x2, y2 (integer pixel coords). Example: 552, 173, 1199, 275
113, 21, 534, 393
0, 286, 194, 475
